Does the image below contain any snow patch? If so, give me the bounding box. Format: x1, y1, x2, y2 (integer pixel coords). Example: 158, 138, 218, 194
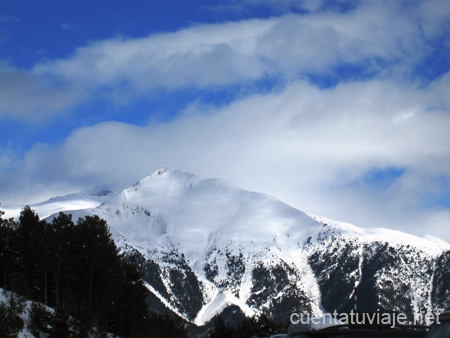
143, 281, 190, 322
194, 288, 256, 326
309, 214, 448, 256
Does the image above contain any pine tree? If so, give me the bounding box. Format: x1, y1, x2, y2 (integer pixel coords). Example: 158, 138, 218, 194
208, 317, 237, 338
0, 216, 17, 290
0, 302, 24, 337
108, 257, 150, 337
50, 212, 76, 310
146, 312, 188, 338
29, 302, 53, 336
15, 206, 41, 298
49, 307, 75, 338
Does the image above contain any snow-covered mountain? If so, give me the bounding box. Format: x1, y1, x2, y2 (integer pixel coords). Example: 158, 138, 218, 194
2, 191, 112, 220
6, 168, 450, 326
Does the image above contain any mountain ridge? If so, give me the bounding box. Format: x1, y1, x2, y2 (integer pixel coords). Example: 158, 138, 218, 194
3, 168, 450, 326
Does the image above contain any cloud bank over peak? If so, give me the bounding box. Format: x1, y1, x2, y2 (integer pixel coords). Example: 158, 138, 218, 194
0, 0, 449, 242
2, 76, 450, 240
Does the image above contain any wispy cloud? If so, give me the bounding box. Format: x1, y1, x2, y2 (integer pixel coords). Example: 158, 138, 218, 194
0, 61, 85, 122
1, 75, 449, 239
0, 15, 20, 46
2, 1, 449, 122
61, 23, 79, 32
202, 0, 323, 15
0, 16, 20, 24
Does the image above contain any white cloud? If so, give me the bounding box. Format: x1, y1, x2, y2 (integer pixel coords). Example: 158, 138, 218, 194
34, 18, 277, 90
0, 62, 85, 121
1, 75, 449, 240
38, 8, 423, 87
2, 1, 449, 121
203, 0, 325, 15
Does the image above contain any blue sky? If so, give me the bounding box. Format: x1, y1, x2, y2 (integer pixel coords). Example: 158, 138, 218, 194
1, 0, 450, 241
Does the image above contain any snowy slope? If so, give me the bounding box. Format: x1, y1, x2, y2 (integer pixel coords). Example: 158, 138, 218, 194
2, 192, 113, 220
57, 168, 326, 323
0, 288, 37, 338
92, 168, 325, 256
8, 168, 450, 326
308, 215, 450, 255
0, 288, 117, 337
67, 168, 449, 255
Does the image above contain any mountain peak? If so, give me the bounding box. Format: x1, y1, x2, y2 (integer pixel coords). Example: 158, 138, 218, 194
154, 167, 170, 176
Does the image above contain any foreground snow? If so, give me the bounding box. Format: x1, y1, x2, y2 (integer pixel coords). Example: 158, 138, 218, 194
0, 288, 119, 337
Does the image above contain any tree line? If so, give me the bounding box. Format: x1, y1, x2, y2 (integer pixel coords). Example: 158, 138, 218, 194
0, 205, 187, 337
206, 314, 285, 338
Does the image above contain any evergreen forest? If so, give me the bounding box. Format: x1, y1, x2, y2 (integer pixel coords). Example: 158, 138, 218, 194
0, 205, 187, 337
